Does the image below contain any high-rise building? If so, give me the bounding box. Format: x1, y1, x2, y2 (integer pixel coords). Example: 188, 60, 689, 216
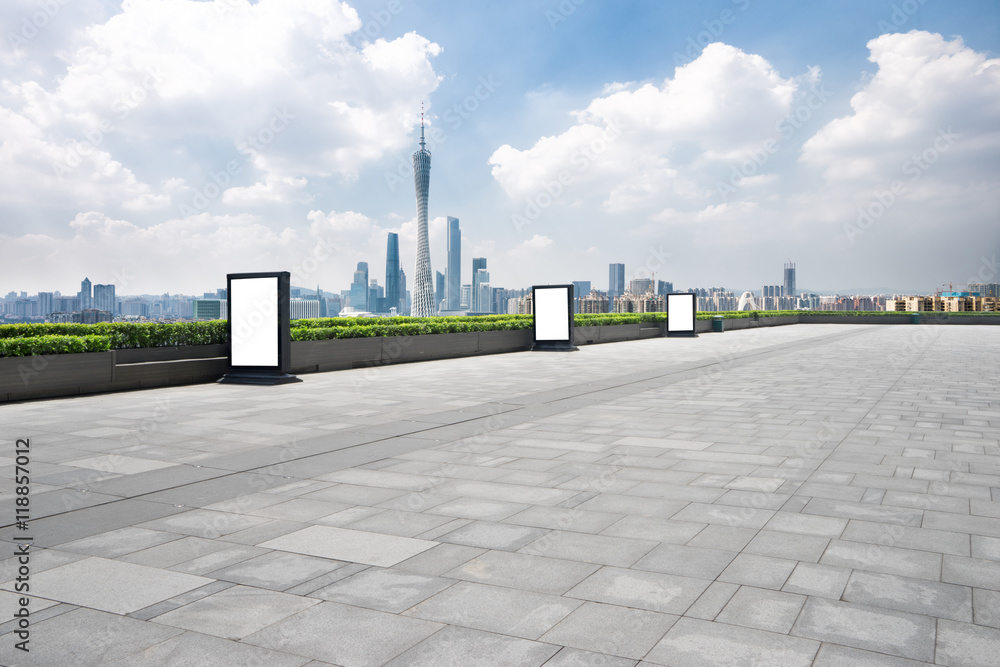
461, 284, 471, 310
79, 277, 92, 310
472, 258, 487, 311
411, 112, 435, 317
609, 263, 625, 313
572, 281, 591, 298
446, 216, 461, 310
629, 278, 653, 296
784, 262, 796, 298
656, 280, 673, 296
474, 269, 490, 312
38, 292, 54, 317
398, 269, 408, 314
385, 233, 401, 313
93, 284, 115, 313
435, 271, 445, 311
350, 262, 369, 311
609, 264, 625, 298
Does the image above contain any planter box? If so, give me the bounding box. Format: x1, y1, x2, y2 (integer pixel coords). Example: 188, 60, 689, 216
290, 338, 382, 374
115, 344, 229, 364
0, 351, 114, 402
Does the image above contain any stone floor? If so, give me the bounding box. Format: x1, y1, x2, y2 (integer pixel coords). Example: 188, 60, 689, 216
0, 323, 998, 666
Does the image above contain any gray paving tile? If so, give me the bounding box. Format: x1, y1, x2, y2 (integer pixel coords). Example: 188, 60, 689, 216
941, 554, 1000, 590
782, 562, 852, 599
544, 647, 638, 666
973, 588, 1000, 628
843, 570, 973, 622
436, 520, 550, 551
519, 530, 657, 566
821, 539, 943, 580
137, 509, 271, 538
812, 643, 933, 666
715, 586, 806, 633
565, 567, 710, 614
684, 524, 759, 551
244, 601, 444, 667
599, 515, 704, 544
505, 505, 624, 533
426, 496, 531, 521
445, 550, 599, 595
403, 580, 581, 639
344, 509, 457, 537
935, 619, 1000, 666
764, 510, 848, 537
682, 581, 739, 620
0, 607, 184, 667
631, 544, 736, 580
539, 601, 677, 660
259, 525, 436, 567
743, 530, 830, 562
841, 519, 971, 556
791, 597, 936, 662
311, 567, 453, 612
393, 543, 485, 576
717, 553, 797, 590
209, 551, 348, 591
5, 556, 212, 614
55, 527, 181, 558
645, 616, 819, 667
384, 625, 559, 666
153, 585, 319, 639
105, 631, 312, 667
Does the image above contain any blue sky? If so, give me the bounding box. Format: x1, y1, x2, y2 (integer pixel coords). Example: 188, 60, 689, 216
1, 0, 998, 297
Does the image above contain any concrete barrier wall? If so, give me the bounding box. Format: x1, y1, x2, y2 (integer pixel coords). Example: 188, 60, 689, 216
3, 316, 998, 402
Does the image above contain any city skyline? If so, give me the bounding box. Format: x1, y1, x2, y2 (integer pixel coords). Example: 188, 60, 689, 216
1, 1, 998, 296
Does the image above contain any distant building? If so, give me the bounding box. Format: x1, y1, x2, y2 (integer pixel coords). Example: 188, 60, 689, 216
79, 277, 92, 310
614, 293, 665, 313
191, 299, 225, 320
608, 263, 625, 303
38, 292, 54, 317
784, 262, 796, 298
461, 284, 471, 310
350, 262, 369, 311
385, 233, 401, 314
629, 278, 653, 296
447, 217, 462, 310
579, 291, 609, 314
435, 271, 445, 312
290, 299, 320, 320
94, 284, 116, 314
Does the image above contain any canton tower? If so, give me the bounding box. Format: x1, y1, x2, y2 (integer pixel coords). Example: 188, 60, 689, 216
411, 108, 436, 317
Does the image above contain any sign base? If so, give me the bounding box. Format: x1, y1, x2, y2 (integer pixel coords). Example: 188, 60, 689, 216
667, 332, 699, 338
218, 370, 302, 385
531, 342, 579, 352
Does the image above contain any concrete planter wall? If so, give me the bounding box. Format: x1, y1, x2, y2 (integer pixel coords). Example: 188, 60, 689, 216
2, 316, 998, 403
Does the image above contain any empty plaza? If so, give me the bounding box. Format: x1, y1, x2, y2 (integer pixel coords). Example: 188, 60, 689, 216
1, 323, 999, 666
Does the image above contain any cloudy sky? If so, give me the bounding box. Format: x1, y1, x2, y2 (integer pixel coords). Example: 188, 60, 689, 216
2, 0, 998, 297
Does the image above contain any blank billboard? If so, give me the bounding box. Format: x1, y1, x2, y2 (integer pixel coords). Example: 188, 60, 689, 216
534, 286, 571, 341
667, 293, 696, 334
230, 276, 279, 368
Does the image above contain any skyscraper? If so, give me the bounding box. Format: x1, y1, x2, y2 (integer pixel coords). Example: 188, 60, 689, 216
80, 277, 92, 310
411, 111, 435, 317
94, 284, 116, 313
435, 271, 445, 310
350, 262, 369, 311
472, 257, 487, 311
784, 262, 796, 298
474, 268, 490, 312
385, 233, 401, 314
446, 217, 461, 310
609, 263, 625, 300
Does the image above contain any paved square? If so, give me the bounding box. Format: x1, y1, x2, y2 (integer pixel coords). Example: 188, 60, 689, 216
1, 324, 998, 665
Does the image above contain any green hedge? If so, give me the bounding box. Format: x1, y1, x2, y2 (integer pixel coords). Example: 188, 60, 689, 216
0, 321, 228, 349
0, 335, 111, 358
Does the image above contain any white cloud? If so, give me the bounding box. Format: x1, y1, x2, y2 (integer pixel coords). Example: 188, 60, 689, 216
508, 234, 555, 259
0, 0, 442, 229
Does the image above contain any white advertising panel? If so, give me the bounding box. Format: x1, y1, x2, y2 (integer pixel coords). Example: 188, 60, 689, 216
535, 286, 570, 341
667, 293, 695, 333
231, 277, 279, 367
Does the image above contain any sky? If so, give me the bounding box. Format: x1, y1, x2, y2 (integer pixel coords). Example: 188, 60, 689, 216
1, 0, 998, 298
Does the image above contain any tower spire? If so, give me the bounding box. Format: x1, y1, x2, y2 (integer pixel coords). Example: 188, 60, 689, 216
419, 102, 426, 149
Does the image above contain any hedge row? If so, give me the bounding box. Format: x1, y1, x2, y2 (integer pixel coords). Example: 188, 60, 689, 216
0, 321, 228, 348
0, 335, 111, 358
